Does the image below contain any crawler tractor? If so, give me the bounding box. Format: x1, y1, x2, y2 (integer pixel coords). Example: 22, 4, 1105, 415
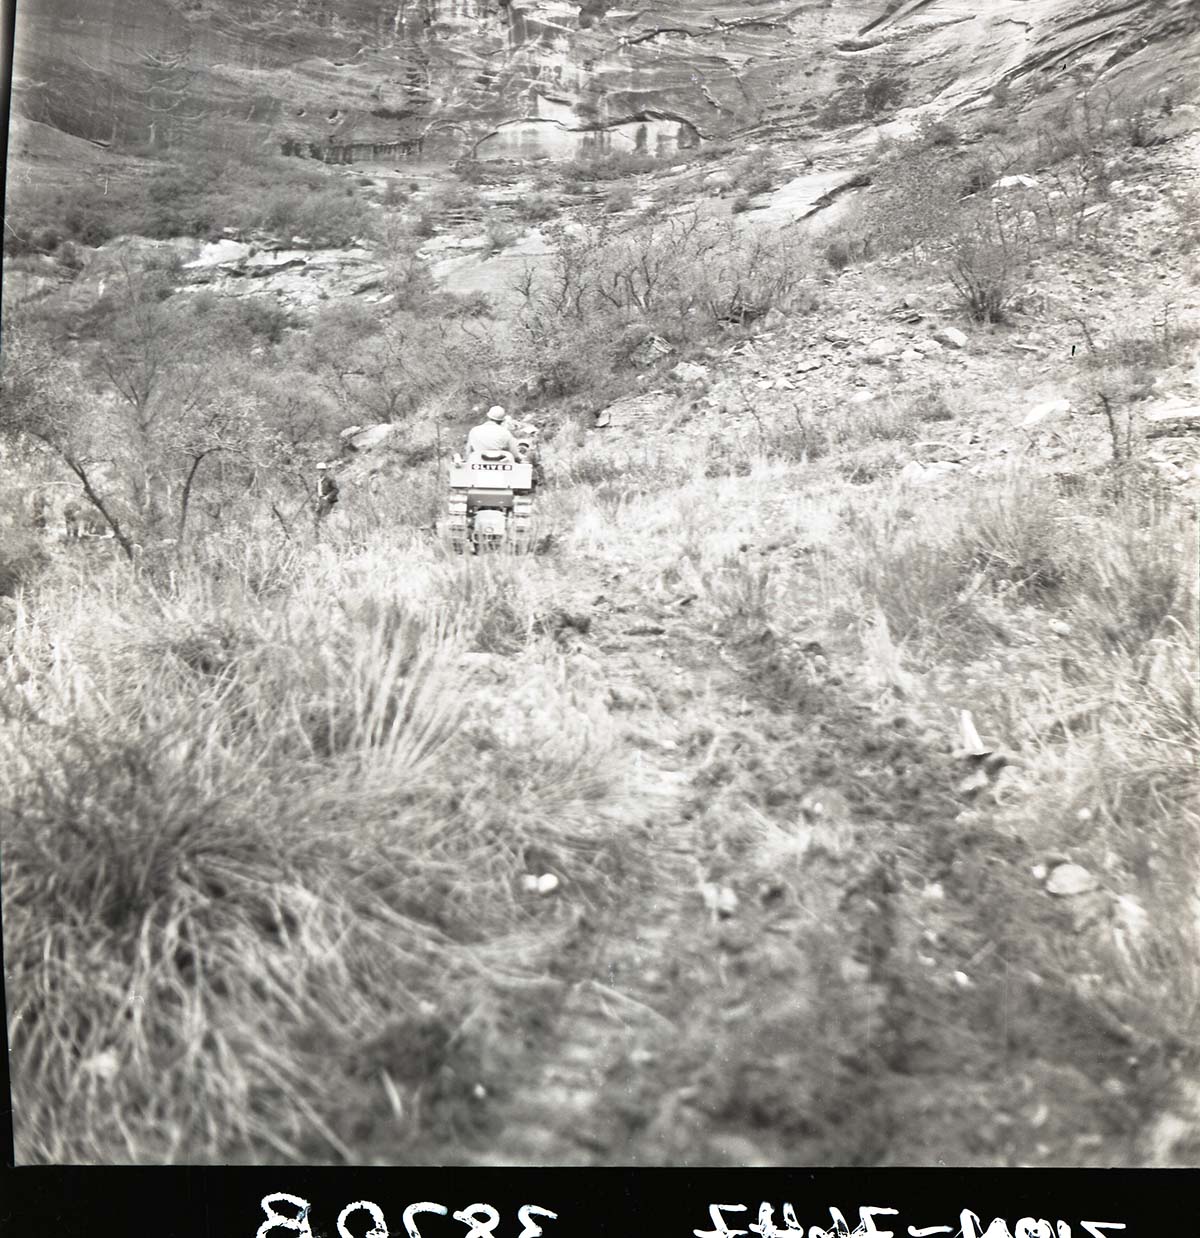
439, 450, 536, 554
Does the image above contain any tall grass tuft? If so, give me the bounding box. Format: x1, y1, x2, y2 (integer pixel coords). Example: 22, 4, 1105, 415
1, 531, 636, 1163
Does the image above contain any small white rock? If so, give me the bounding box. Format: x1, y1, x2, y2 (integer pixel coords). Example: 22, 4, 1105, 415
935, 326, 968, 349
536, 873, 560, 895
700, 882, 739, 917
1046, 863, 1098, 897
82, 1049, 121, 1083
1021, 399, 1072, 428
864, 338, 899, 363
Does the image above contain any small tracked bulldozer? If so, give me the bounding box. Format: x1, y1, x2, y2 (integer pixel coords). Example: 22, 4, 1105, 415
439, 451, 536, 554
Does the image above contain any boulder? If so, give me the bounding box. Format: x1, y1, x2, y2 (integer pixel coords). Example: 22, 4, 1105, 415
341, 423, 399, 453
184, 239, 251, 269
934, 326, 968, 349
593, 391, 674, 431
1143, 399, 1200, 435
1021, 398, 1072, 428
899, 459, 961, 485
993, 174, 1040, 191
631, 334, 674, 368
1046, 863, 1098, 897
671, 361, 710, 385
864, 338, 900, 364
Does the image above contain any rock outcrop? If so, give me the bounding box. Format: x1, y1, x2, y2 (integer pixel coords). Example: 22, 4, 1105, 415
10, 0, 1199, 165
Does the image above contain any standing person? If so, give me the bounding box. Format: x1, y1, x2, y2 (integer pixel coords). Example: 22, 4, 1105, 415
515, 437, 544, 491
465, 405, 523, 459
30, 490, 50, 532
314, 462, 339, 520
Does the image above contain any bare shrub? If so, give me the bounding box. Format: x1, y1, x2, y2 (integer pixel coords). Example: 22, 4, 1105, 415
517, 194, 558, 223
563, 148, 660, 182
299, 304, 508, 426
511, 213, 816, 396
604, 186, 634, 214
947, 227, 1023, 323
738, 149, 780, 196
485, 219, 520, 253
1, 290, 277, 554
863, 74, 906, 117
914, 116, 960, 149
1064, 305, 1196, 464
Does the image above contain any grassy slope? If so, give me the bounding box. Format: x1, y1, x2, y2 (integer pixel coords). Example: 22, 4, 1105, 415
3, 104, 1200, 1169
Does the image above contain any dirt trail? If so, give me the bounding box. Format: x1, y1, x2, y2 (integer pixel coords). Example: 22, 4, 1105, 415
459, 534, 968, 1167
454, 496, 1171, 1167
466, 587, 716, 1165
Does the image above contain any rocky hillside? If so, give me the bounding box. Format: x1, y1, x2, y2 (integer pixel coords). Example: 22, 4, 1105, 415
4, 0, 1200, 1176
9, 0, 1199, 163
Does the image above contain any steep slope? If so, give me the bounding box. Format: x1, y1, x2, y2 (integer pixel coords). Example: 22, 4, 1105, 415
8, 0, 1198, 164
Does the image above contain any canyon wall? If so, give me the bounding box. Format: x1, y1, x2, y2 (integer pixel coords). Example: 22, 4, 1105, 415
8, 0, 1198, 164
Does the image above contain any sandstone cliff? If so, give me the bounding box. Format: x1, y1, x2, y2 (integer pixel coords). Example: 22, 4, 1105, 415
9, 0, 1198, 164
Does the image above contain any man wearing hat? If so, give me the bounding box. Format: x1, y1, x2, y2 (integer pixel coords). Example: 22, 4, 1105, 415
465, 405, 524, 459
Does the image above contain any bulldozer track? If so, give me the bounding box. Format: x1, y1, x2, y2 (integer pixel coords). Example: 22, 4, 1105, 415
467, 626, 707, 1165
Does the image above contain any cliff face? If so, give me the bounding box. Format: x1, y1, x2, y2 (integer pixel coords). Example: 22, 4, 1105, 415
8, 0, 1198, 163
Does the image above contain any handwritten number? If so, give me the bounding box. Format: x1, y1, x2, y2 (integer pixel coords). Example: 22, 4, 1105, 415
751, 1204, 805, 1238
453, 1203, 501, 1238
403, 1202, 449, 1238
1015, 1223, 1053, 1238
257, 1195, 315, 1238
337, 1201, 388, 1238
517, 1206, 558, 1238
695, 1204, 750, 1238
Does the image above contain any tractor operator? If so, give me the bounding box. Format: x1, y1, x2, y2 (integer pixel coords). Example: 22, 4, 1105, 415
465, 405, 523, 459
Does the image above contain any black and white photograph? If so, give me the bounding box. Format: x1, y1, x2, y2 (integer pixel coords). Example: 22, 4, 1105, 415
1, 0, 1198, 1187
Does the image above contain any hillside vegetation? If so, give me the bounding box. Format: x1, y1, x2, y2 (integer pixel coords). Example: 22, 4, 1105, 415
2, 56, 1199, 1166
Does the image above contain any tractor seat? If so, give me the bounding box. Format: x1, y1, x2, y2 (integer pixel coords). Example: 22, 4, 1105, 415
475, 450, 514, 463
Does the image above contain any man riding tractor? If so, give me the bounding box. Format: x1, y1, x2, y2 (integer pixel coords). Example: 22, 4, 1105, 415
465, 405, 523, 459
444, 405, 539, 553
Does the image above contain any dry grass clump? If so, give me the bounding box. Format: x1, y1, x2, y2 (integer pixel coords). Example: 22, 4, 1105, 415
809, 468, 1198, 1118
0, 528, 50, 598
825, 476, 1091, 655
978, 580, 1199, 1088
1, 531, 635, 1163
